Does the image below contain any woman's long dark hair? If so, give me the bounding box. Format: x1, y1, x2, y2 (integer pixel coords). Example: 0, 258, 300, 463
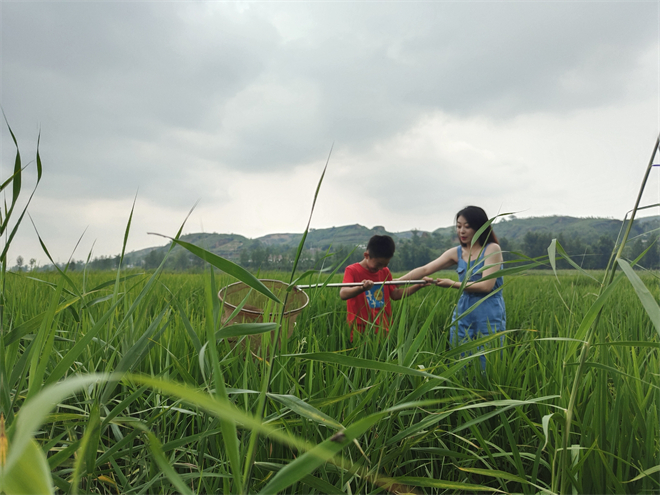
456, 206, 499, 247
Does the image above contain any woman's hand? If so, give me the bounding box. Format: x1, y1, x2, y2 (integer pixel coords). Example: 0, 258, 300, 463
435, 278, 457, 289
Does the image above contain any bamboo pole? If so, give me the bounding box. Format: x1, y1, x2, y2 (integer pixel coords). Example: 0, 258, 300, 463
295, 280, 429, 289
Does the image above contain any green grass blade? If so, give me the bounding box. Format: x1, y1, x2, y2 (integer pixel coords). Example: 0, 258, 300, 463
4, 312, 45, 345
628, 464, 660, 483
617, 258, 660, 339
204, 268, 242, 494
459, 467, 556, 494
257, 411, 384, 495
26, 275, 66, 400
5, 374, 113, 474
471, 211, 515, 248
594, 340, 660, 349
1, 438, 53, 495
216, 322, 278, 340
565, 273, 624, 360
288, 145, 331, 280
69, 402, 100, 495
143, 429, 194, 495
169, 294, 202, 354
394, 476, 504, 492
403, 298, 441, 367
4, 114, 22, 209
385, 410, 452, 446
100, 308, 170, 403
45, 298, 124, 386
164, 237, 281, 304
283, 351, 449, 381
255, 462, 342, 494
267, 393, 343, 429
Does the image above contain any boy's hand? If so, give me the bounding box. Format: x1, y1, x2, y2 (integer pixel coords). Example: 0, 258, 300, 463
340, 280, 374, 300
421, 277, 434, 286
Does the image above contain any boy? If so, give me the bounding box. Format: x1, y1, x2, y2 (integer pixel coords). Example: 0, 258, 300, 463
340, 235, 429, 340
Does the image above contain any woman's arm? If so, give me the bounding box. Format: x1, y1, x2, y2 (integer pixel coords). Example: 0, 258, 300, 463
436, 244, 503, 293
397, 247, 459, 281
390, 279, 432, 300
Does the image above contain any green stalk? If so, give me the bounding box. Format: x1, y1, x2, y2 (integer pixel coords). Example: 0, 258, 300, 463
0, 123, 42, 420
242, 148, 331, 493
204, 268, 243, 493
559, 133, 660, 494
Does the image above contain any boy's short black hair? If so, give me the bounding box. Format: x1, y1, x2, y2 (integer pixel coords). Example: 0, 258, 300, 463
367, 235, 395, 259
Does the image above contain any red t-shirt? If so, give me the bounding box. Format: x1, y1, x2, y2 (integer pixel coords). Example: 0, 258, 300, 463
343, 262, 393, 336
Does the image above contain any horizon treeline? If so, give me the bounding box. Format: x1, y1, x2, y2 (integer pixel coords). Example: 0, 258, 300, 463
14, 228, 659, 273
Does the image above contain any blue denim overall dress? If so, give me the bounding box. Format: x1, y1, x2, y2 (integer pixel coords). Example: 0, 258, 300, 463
451, 245, 506, 369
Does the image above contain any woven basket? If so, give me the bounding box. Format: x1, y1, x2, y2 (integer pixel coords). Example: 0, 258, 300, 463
217, 279, 309, 352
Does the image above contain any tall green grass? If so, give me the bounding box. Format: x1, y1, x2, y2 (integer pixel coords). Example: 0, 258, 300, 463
2, 269, 658, 493
1, 127, 659, 494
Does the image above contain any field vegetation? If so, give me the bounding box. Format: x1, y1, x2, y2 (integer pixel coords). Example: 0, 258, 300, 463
2, 267, 659, 494
1, 127, 659, 494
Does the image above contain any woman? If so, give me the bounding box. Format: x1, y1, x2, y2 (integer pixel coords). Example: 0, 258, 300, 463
400, 206, 505, 368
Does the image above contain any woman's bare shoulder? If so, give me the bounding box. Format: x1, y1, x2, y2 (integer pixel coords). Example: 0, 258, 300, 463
446, 246, 460, 260
485, 242, 501, 253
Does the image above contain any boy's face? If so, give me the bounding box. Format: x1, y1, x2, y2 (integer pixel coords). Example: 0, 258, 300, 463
363, 253, 391, 273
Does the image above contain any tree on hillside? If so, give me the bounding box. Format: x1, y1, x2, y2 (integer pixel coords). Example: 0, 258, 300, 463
557, 234, 589, 269
239, 248, 250, 267
522, 232, 554, 260
594, 235, 615, 269
644, 235, 660, 269
250, 241, 269, 270
629, 236, 659, 269
630, 238, 645, 265
145, 249, 165, 269
16, 255, 24, 272
498, 237, 517, 263
171, 250, 190, 271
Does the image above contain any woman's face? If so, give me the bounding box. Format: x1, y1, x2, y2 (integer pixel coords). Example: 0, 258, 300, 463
456, 215, 476, 247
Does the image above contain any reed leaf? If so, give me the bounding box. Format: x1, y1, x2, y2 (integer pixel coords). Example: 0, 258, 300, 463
616, 258, 660, 339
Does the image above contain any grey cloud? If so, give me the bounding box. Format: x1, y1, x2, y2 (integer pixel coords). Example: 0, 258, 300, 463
2, 1, 656, 184
214, 2, 656, 170
298, 2, 656, 117
4, 3, 279, 138
3, 2, 281, 200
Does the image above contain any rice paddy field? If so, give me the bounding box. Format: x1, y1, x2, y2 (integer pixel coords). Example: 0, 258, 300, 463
2, 133, 660, 495
2, 265, 659, 494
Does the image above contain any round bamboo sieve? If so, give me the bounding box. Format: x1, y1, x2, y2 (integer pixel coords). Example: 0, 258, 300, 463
217, 279, 309, 351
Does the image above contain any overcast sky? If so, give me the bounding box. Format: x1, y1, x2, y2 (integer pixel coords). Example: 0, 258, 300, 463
2, 1, 659, 265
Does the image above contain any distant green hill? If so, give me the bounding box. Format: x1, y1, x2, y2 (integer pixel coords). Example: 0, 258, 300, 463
121, 215, 660, 268
123, 232, 250, 266
434, 215, 656, 243
259, 225, 400, 250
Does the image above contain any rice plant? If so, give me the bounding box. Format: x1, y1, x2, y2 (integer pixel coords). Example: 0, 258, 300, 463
0, 127, 659, 494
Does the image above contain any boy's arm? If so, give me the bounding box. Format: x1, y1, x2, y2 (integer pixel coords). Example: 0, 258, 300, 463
340, 266, 375, 300
340, 280, 374, 300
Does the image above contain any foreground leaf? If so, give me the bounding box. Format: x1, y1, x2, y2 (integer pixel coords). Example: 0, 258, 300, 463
459, 467, 556, 494
283, 352, 448, 381
166, 237, 281, 304
392, 476, 503, 492
1, 438, 53, 495
617, 258, 660, 339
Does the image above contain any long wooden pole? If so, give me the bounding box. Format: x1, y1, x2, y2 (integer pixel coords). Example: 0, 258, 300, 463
295, 280, 429, 289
